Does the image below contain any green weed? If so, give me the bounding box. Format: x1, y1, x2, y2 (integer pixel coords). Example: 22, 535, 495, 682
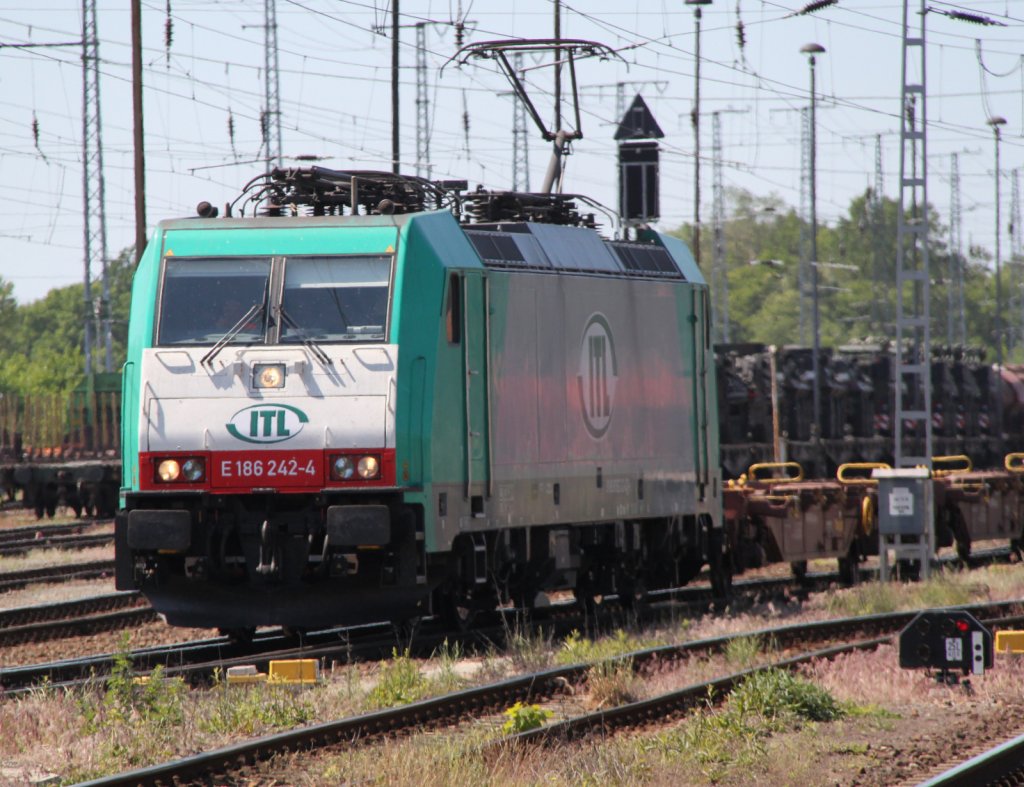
430, 638, 467, 694
365, 648, 429, 708
200, 683, 315, 735
556, 628, 659, 665
723, 634, 764, 669
501, 701, 553, 734
728, 668, 845, 725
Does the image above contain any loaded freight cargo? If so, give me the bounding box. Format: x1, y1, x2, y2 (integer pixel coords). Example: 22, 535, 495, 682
715, 343, 1024, 481
0, 372, 121, 517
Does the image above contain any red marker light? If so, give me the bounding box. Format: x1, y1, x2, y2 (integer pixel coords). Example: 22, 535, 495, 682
956, 620, 970, 632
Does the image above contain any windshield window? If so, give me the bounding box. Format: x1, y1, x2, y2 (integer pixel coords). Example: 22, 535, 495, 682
157, 258, 270, 346
280, 256, 390, 343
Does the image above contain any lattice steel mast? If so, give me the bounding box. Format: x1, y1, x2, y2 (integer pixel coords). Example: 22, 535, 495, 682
511, 53, 530, 191
414, 23, 430, 178
263, 0, 283, 169
1012, 168, 1022, 352
711, 110, 730, 342
82, 0, 111, 373
949, 153, 966, 346
871, 134, 885, 333
893, 0, 932, 470
798, 107, 810, 345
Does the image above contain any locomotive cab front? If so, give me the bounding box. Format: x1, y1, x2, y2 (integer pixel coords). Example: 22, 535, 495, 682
116, 217, 428, 629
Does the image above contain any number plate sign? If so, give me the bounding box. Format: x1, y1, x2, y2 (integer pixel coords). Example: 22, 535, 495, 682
212, 450, 323, 488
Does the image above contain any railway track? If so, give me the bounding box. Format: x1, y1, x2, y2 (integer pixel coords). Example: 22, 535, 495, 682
0, 559, 115, 592
0, 531, 113, 557
0, 552, 1002, 697
0, 570, 807, 695
920, 731, 1024, 786
0, 592, 154, 648
0, 518, 110, 543
67, 600, 1024, 786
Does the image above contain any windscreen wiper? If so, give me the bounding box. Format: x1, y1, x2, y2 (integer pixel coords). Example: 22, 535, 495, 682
275, 305, 332, 366
201, 299, 266, 368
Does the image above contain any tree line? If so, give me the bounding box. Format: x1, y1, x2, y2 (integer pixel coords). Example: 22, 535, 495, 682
675, 187, 1010, 356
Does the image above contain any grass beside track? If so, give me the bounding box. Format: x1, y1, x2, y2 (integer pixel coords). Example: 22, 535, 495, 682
3, 562, 1024, 783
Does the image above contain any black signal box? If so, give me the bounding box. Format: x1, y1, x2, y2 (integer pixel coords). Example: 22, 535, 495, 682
899, 610, 993, 676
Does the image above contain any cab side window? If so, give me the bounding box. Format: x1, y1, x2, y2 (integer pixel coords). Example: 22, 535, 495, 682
446, 273, 462, 344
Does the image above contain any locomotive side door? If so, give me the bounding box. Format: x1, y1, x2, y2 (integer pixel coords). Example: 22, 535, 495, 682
691, 286, 710, 497
461, 270, 490, 507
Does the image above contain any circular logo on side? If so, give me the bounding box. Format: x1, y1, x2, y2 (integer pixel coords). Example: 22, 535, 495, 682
577, 313, 618, 440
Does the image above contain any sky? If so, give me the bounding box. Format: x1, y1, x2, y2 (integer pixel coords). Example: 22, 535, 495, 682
0, 0, 1022, 304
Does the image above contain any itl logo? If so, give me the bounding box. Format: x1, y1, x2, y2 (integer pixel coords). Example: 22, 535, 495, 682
577, 313, 618, 439
227, 404, 308, 444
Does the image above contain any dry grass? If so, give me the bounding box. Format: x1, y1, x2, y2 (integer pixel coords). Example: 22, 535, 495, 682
0, 578, 117, 610
0, 544, 113, 572
4, 560, 1024, 782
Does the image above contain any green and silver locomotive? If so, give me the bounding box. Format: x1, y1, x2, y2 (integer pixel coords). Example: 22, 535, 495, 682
114, 168, 723, 631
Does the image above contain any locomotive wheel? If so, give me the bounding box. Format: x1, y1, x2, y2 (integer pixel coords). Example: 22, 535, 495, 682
617, 575, 648, 613
442, 595, 477, 631
438, 585, 494, 632
573, 570, 606, 618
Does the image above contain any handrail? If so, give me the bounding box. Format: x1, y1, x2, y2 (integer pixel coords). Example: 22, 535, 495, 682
932, 454, 973, 477
1006, 453, 1024, 473
837, 462, 890, 486
748, 462, 803, 483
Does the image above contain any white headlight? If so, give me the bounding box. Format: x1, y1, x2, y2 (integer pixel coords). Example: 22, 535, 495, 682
157, 459, 181, 482
357, 455, 380, 479
253, 363, 286, 389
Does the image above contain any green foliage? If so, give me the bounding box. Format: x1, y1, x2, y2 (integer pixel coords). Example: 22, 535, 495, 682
728, 668, 844, 724
672, 186, 1008, 359
824, 570, 976, 617
555, 628, 661, 666
200, 683, 315, 735
79, 633, 186, 734
0, 246, 135, 395
430, 638, 467, 694
501, 701, 553, 734
723, 634, 764, 669
649, 670, 844, 782
365, 648, 429, 708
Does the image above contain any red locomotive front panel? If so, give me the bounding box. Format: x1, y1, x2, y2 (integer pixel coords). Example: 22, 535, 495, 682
212, 450, 324, 488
